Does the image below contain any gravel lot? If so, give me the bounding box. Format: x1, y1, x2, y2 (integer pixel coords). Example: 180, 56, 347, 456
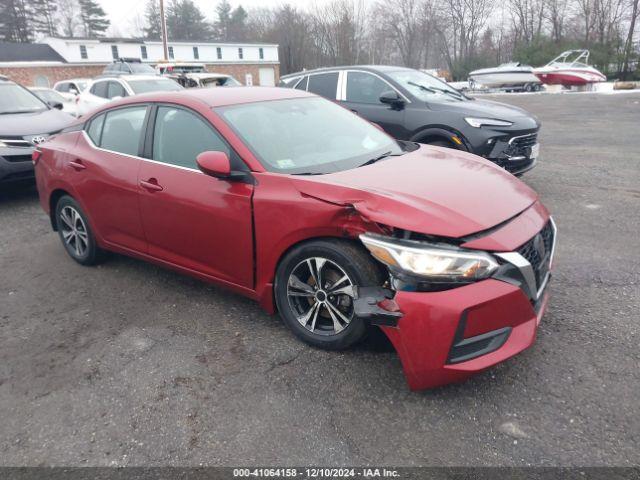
1, 92, 639, 467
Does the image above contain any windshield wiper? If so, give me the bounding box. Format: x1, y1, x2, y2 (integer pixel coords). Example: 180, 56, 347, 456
0, 109, 44, 115
359, 151, 403, 168
408, 81, 438, 93
408, 81, 463, 100
291, 171, 324, 176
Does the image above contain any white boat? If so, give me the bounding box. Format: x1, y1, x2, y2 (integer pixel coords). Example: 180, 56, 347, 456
469, 62, 541, 91
532, 50, 606, 86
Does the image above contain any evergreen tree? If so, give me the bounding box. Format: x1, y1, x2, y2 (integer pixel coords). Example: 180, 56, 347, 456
166, 0, 209, 40
0, 0, 33, 42
79, 0, 110, 38
229, 5, 247, 41
214, 0, 232, 40
143, 0, 162, 39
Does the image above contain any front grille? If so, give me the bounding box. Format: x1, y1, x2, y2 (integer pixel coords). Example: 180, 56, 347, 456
517, 221, 554, 288
4, 155, 33, 163
509, 133, 537, 149
0, 137, 32, 148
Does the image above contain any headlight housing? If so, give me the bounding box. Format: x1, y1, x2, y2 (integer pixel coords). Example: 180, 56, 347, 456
464, 117, 513, 128
360, 233, 498, 283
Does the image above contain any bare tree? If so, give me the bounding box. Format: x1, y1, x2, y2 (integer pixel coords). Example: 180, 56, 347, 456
57, 0, 79, 37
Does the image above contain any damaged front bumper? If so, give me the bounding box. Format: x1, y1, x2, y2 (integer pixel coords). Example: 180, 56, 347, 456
373, 279, 546, 390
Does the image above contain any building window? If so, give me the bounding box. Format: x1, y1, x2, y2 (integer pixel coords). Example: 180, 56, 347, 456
238, 47, 243, 60
140, 45, 147, 59
259, 47, 264, 60
79, 45, 88, 60
34, 75, 50, 87
193, 46, 199, 60
111, 45, 119, 60
168, 46, 174, 59
216, 47, 222, 60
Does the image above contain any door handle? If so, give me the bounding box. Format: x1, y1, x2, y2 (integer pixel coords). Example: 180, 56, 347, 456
140, 178, 163, 192
69, 159, 86, 170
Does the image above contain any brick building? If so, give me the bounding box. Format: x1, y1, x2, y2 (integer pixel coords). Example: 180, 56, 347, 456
0, 37, 279, 88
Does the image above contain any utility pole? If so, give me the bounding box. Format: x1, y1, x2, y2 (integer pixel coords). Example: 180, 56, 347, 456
159, 0, 169, 61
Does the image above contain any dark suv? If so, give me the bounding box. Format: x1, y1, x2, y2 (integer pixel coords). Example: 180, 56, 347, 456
102, 57, 156, 76
280, 66, 541, 175
0, 76, 75, 185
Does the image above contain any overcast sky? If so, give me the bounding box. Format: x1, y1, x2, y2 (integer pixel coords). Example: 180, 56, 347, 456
101, 0, 337, 37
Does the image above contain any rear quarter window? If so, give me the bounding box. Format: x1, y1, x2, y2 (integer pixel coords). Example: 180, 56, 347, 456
86, 114, 105, 145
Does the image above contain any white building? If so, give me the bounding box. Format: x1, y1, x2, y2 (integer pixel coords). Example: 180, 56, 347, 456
0, 36, 280, 88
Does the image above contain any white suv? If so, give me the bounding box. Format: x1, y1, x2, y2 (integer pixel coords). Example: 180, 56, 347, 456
53, 78, 90, 101
76, 75, 183, 116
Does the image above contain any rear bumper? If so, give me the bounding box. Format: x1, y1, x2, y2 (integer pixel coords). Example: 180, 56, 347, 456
381, 279, 547, 390
0, 150, 35, 184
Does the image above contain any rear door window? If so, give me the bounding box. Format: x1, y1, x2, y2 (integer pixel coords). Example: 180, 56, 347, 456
107, 81, 127, 99
307, 73, 339, 99
90, 81, 108, 98
99, 106, 148, 156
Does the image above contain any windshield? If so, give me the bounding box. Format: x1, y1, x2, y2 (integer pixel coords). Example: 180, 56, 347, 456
387, 70, 467, 102
0, 84, 48, 114
218, 97, 403, 174
76, 81, 88, 91
127, 78, 183, 94
32, 89, 65, 104
129, 63, 156, 74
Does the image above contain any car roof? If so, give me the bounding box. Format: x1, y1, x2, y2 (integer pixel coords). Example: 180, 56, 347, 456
55, 78, 90, 84
280, 65, 412, 79
92, 75, 163, 83
106, 86, 314, 109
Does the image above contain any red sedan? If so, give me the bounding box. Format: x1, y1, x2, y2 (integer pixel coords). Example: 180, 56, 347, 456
33, 87, 556, 390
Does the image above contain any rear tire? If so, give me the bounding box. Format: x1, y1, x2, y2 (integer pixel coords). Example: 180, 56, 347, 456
274, 239, 385, 350
54, 195, 105, 266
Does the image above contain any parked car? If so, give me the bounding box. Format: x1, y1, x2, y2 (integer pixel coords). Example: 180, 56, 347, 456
76, 75, 183, 116
102, 57, 156, 76
280, 66, 541, 175
29, 87, 78, 117
53, 78, 90, 101
33, 87, 556, 390
169, 72, 241, 88
155, 62, 206, 75
0, 76, 75, 185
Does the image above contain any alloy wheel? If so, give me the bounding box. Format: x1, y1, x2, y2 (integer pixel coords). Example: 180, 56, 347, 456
286, 257, 355, 336
59, 205, 89, 258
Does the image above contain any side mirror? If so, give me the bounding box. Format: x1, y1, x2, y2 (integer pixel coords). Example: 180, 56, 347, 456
48, 101, 64, 110
196, 151, 231, 178
379, 90, 405, 109
111, 95, 123, 101
69, 88, 79, 95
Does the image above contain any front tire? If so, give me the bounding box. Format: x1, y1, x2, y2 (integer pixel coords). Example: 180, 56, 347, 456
275, 239, 385, 350
55, 195, 104, 265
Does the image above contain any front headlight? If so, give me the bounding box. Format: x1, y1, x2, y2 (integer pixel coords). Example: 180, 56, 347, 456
360, 233, 498, 282
464, 117, 513, 128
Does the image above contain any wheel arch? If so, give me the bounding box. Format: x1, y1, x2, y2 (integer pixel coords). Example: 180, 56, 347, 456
410, 126, 469, 151
49, 188, 72, 231
257, 233, 385, 314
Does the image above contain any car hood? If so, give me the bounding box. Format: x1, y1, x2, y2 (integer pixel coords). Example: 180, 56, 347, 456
289, 145, 538, 239
0, 108, 75, 136
430, 98, 539, 125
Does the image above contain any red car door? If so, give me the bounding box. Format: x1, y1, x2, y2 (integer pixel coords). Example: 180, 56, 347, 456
138, 105, 254, 288
72, 105, 149, 252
